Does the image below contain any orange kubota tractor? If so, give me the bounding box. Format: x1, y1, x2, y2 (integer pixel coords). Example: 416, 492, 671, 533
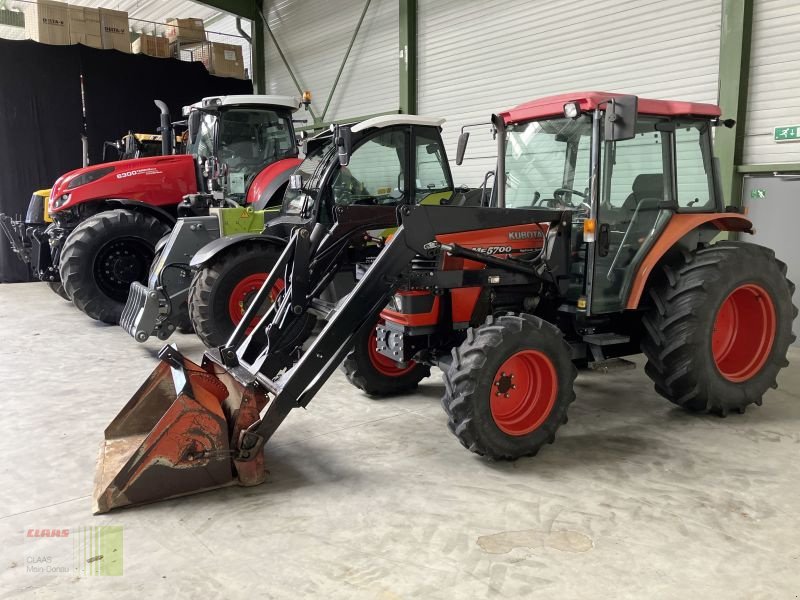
92, 92, 795, 513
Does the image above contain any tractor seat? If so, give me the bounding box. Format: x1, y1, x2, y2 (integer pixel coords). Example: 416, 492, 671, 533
621, 174, 663, 214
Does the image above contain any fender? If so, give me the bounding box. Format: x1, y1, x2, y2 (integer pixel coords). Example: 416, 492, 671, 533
190, 233, 288, 269
103, 199, 177, 225
247, 157, 302, 210
626, 212, 753, 309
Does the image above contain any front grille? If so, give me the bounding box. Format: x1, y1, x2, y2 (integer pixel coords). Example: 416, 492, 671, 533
411, 254, 437, 271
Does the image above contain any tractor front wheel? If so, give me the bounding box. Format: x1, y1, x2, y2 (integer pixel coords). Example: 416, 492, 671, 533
59, 209, 169, 324
47, 281, 70, 301
442, 314, 577, 459
341, 319, 430, 396
188, 242, 283, 348
641, 241, 796, 415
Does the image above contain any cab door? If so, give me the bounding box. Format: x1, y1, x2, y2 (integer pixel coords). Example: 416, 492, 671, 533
589, 116, 674, 314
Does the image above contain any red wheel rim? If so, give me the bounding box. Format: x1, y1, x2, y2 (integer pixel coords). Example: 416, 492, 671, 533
490, 350, 558, 436
712, 283, 776, 382
228, 274, 285, 334
367, 325, 417, 377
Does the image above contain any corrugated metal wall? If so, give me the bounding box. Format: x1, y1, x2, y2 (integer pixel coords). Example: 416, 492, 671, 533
418, 0, 722, 187
743, 0, 800, 165
262, 0, 398, 123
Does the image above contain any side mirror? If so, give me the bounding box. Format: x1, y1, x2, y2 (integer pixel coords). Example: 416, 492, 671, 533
187, 110, 201, 145
455, 131, 470, 166
289, 174, 303, 190
334, 124, 352, 167
604, 95, 638, 142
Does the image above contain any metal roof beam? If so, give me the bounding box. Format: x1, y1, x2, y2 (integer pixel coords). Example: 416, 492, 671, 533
193, 0, 257, 21
716, 0, 753, 209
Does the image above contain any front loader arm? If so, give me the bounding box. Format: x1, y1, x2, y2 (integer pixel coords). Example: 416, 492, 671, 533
228, 204, 569, 458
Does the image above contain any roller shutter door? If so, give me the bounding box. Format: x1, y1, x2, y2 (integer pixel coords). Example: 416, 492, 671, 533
263, 0, 399, 123
418, 0, 722, 187
743, 0, 800, 165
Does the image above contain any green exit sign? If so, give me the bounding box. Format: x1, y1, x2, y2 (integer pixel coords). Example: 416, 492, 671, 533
774, 125, 800, 142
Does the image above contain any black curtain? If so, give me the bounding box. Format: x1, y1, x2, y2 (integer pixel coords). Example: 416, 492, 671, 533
0, 40, 83, 283
79, 46, 253, 165
0, 40, 254, 282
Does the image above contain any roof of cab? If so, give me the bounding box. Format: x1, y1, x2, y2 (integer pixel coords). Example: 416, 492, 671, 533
351, 114, 445, 132
500, 91, 721, 124
183, 95, 300, 114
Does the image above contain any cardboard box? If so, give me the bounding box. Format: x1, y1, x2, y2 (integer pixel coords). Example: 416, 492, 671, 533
68, 6, 101, 49
98, 7, 129, 53
165, 18, 205, 44
24, 0, 70, 45
132, 34, 170, 58
197, 42, 245, 79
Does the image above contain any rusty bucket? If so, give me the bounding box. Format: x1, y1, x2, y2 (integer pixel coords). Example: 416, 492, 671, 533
93, 348, 268, 514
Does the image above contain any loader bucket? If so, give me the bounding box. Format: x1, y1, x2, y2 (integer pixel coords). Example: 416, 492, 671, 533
93, 348, 268, 513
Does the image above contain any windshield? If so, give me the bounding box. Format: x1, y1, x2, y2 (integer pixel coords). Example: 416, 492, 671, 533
185, 107, 296, 200
219, 108, 296, 201
186, 112, 216, 159
282, 138, 334, 216
505, 115, 593, 210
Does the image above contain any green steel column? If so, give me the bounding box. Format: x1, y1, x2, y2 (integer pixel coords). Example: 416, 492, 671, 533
252, 2, 266, 94
716, 0, 754, 208
399, 0, 417, 114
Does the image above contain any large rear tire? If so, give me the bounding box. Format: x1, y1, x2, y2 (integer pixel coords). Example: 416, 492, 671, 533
641, 241, 796, 415
341, 319, 430, 397
188, 242, 283, 348
59, 209, 169, 324
442, 314, 577, 459
47, 281, 70, 301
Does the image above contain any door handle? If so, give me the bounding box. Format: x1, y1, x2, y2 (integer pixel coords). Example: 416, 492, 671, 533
597, 223, 610, 257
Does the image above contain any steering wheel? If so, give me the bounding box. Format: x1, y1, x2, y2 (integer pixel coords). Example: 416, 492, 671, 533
554, 187, 587, 200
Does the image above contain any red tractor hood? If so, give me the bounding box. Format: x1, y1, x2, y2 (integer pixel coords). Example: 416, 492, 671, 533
49, 154, 198, 214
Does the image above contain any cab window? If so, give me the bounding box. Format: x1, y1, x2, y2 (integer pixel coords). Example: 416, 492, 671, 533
331, 129, 408, 206
674, 123, 714, 210
415, 130, 453, 204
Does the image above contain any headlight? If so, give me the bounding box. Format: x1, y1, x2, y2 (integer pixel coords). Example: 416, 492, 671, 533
563, 102, 581, 119
52, 194, 71, 209
66, 166, 114, 190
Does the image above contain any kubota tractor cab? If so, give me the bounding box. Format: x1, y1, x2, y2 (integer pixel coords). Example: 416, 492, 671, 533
122, 114, 465, 347
48, 95, 304, 324
92, 92, 795, 513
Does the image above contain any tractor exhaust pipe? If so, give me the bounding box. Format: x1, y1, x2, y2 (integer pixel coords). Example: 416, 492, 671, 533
154, 100, 173, 156
491, 113, 506, 208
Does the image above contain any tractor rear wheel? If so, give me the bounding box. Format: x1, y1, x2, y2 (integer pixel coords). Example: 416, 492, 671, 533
641, 241, 796, 415
47, 281, 70, 301
442, 314, 577, 459
59, 209, 169, 324
341, 319, 430, 397
188, 242, 283, 348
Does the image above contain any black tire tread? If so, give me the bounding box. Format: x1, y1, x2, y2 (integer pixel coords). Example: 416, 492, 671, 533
59, 209, 168, 324
641, 241, 796, 415
441, 314, 577, 460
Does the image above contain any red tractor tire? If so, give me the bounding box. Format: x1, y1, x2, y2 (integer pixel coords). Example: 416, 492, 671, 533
441, 313, 576, 460
641, 241, 796, 416
188, 242, 284, 349
341, 320, 430, 397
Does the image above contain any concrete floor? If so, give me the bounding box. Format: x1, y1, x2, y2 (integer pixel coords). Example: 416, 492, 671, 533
1, 282, 799, 598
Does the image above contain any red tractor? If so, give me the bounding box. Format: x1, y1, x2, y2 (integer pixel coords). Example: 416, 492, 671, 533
92, 92, 796, 512
46, 94, 304, 323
